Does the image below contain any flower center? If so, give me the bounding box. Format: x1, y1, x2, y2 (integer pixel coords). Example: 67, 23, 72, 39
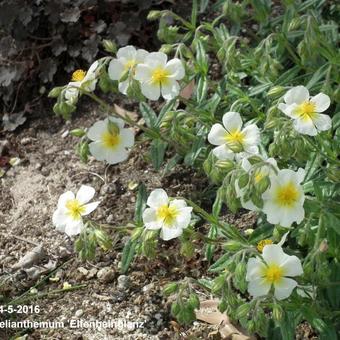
263, 263, 284, 284
71, 69, 86, 82
151, 67, 170, 85
257, 239, 273, 252
224, 129, 245, 151
275, 182, 299, 207
65, 199, 85, 220
101, 131, 121, 150
156, 204, 179, 226
124, 60, 136, 70
295, 101, 317, 121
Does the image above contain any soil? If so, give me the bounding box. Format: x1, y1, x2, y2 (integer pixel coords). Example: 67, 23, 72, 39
0, 102, 261, 340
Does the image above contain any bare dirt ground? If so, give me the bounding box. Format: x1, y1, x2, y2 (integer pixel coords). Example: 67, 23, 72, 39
0, 101, 260, 340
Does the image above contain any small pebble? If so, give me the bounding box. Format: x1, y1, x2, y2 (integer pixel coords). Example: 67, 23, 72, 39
97, 267, 115, 283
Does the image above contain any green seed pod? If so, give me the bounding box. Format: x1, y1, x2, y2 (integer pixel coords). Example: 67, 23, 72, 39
159, 44, 173, 54
131, 227, 143, 241
218, 299, 228, 312
212, 275, 226, 293
255, 176, 270, 193
215, 160, 234, 171
238, 173, 250, 189
94, 229, 112, 251
288, 17, 301, 31
163, 283, 178, 296
268, 86, 285, 98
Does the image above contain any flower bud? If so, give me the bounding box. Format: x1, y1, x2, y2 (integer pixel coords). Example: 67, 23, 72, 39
70, 128, 86, 137
236, 303, 251, 319
268, 86, 285, 98
102, 39, 117, 53
224, 240, 244, 251
147, 10, 163, 21
163, 283, 178, 296
159, 44, 173, 54
288, 17, 301, 31
48, 86, 63, 98
108, 120, 120, 136
273, 303, 284, 322
238, 173, 249, 189
215, 160, 234, 170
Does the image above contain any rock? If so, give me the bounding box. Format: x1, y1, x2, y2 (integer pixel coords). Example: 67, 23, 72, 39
97, 267, 115, 283
117, 274, 130, 290
75, 309, 83, 317
0, 140, 9, 156
106, 214, 114, 224
87, 268, 98, 279
77, 267, 88, 279
20, 137, 32, 145
142, 282, 154, 293
61, 130, 69, 138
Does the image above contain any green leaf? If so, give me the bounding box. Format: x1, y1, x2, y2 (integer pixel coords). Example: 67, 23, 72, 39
150, 139, 168, 170
139, 102, 157, 128
120, 239, 137, 273
196, 76, 208, 103
156, 99, 176, 128
323, 212, 340, 236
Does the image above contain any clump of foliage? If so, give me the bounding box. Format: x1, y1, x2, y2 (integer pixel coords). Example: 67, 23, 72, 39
46, 0, 340, 338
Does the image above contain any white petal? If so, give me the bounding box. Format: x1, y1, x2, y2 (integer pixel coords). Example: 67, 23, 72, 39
145, 52, 167, 67
280, 255, 303, 277
169, 199, 187, 209
120, 128, 135, 148
64, 220, 83, 236
243, 124, 260, 148
161, 79, 180, 100
135, 49, 149, 63
212, 145, 235, 160
147, 189, 169, 209
117, 45, 137, 60
89, 142, 107, 161
141, 82, 161, 101
165, 59, 185, 80
76, 185, 95, 204
310, 93, 330, 112
134, 64, 152, 82
174, 207, 192, 229
52, 208, 68, 228
262, 244, 287, 266
118, 80, 129, 94
222, 112, 243, 131
87, 61, 99, 75
247, 278, 271, 298
108, 59, 125, 80
274, 278, 297, 300
313, 113, 332, 132
208, 124, 227, 146
57, 191, 75, 208
281, 103, 299, 119
105, 146, 129, 164
284, 86, 309, 105
143, 208, 162, 230
246, 257, 267, 281
293, 118, 318, 136
82, 201, 100, 216
87, 120, 106, 141
64, 87, 79, 101
160, 227, 183, 241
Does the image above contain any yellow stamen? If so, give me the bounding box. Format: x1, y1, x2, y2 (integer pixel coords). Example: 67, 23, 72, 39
156, 204, 179, 226
71, 69, 86, 82
275, 182, 299, 207
101, 131, 121, 150
225, 130, 245, 145
263, 263, 284, 284
151, 67, 170, 85
257, 239, 273, 252
66, 199, 85, 220
295, 101, 317, 121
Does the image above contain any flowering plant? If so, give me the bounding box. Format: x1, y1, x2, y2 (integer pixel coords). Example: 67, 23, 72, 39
49, 0, 340, 338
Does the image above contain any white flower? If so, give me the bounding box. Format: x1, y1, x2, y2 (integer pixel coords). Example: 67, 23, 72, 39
278, 85, 332, 136
142, 189, 192, 241
52, 185, 100, 236
108, 45, 148, 95
262, 168, 305, 227
208, 111, 260, 161
65, 61, 99, 104
235, 157, 279, 211
87, 117, 134, 164
134, 52, 185, 101
246, 244, 303, 300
